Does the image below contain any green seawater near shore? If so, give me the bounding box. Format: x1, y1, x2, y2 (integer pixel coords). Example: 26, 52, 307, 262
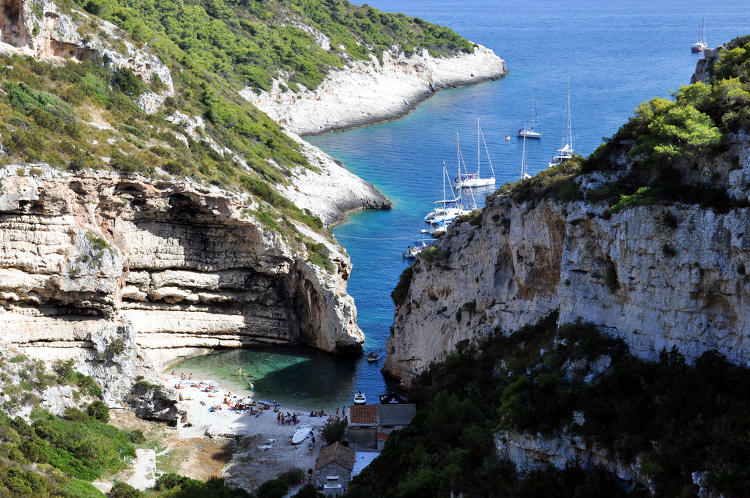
167, 347, 365, 410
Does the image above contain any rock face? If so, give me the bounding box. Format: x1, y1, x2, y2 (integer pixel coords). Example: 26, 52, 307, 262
494, 430, 649, 489
0, 168, 364, 394
242, 45, 507, 136
385, 146, 750, 386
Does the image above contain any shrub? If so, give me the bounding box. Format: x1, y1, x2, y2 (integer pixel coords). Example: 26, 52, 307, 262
257, 478, 288, 498
87, 401, 110, 422
112, 68, 145, 97
278, 467, 305, 486
391, 265, 414, 307
322, 419, 346, 444
63, 407, 89, 422
108, 481, 143, 498
153, 472, 188, 491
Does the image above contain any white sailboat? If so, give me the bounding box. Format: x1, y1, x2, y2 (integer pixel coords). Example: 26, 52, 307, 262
520, 124, 531, 180
424, 161, 465, 224
518, 97, 541, 139
691, 18, 707, 53
453, 119, 496, 188
548, 79, 575, 168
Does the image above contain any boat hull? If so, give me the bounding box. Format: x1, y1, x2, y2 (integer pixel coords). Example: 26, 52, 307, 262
453, 178, 495, 189
517, 130, 541, 139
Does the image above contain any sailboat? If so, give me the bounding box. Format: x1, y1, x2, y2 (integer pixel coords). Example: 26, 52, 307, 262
548, 79, 575, 168
453, 119, 496, 188
517, 97, 541, 139
691, 18, 707, 53
520, 124, 531, 180
423, 161, 464, 224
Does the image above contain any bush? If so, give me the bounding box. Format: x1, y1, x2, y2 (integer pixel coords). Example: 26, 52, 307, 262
257, 478, 288, 498
391, 265, 414, 307
112, 68, 145, 97
322, 419, 346, 445
87, 401, 110, 422
153, 472, 189, 491
278, 467, 305, 486
63, 407, 90, 422
108, 481, 143, 498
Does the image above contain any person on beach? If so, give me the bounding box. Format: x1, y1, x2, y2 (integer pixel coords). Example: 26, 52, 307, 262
189, 373, 193, 380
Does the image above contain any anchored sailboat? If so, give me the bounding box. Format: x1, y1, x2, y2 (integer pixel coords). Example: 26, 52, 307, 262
548, 79, 575, 168
518, 96, 541, 139
453, 119, 496, 188
424, 161, 464, 224
691, 17, 707, 53
520, 124, 531, 180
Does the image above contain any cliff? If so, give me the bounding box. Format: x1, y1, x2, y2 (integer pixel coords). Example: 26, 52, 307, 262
385, 46, 750, 386
0, 167, 363, 398
242, 45, 507, 136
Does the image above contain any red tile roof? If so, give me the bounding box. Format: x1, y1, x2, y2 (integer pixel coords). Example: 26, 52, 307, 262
349, 404, 378, 425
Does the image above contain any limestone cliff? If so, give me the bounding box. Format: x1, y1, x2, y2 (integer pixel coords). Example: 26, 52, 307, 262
386, 131, 750, 386
0, 167, 364, 398
242, 45, 507, 136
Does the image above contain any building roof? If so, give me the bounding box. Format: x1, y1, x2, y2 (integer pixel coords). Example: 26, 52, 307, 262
376, 404, 417, 426
349, 404, 378, 425
315, 442, 355, 471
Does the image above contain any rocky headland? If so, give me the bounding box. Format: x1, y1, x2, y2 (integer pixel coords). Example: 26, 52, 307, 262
242, 44, 507, 136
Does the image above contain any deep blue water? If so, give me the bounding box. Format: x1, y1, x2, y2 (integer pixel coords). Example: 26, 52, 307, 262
178, 1, 750, 406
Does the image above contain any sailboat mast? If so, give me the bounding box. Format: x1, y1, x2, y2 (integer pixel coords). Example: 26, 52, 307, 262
477, 118, 480, 176
442, 160, 446, 208
567, 78, 573, 151
521, 123, 527, 179
531, 96, 535, 130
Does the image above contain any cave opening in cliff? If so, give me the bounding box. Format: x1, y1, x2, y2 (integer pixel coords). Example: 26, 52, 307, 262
0, 0, 28, 48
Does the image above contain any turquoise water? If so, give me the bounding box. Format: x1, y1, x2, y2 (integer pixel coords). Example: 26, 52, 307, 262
176, 1, 750, 406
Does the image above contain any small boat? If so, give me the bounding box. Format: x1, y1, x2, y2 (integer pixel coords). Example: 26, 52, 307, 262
402, 240, 431, 260
518, 96, 541, 139
292, 425, 312, 444
379, 392, 408, 404
367, 352, 380, 362
691, 17, 707, 53
353, 391, 366, 405
548, 79, 575, 168
454, 121, 496, 189
504, 135, 511, 141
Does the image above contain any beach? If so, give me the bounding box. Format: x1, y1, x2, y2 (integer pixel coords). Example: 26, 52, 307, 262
160, 373, 349, 491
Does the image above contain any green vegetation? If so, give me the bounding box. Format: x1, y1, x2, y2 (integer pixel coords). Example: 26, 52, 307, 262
322, 419, 346, 444
349, 313, 750, 497
391, 265, 414, 307
74, 0, 473, 92
305, 241, 335, 272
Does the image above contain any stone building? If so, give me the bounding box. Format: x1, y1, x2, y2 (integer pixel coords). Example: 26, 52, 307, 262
315, 441, 355, 496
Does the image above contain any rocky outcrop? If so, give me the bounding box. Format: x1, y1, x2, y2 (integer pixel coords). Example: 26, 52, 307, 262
495, 429, 650, 490
0, 0, 174, 110
241, 45, 507, 136
386, 141, 750, 386
0, 167, 364, 400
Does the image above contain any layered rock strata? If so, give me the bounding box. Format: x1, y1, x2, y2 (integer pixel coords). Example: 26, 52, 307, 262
0, 167, 364, 396
385, 145, 750, 386
242, 45, 507, 136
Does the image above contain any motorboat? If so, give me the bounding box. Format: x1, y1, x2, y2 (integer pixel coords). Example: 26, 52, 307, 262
454, 120, 496, 188
353, 391, 366, 405
292, 425, 312, 444
367, 352, 381, 362
518, 96, 541, 139
402, 240, 431, 260
548, 79, 575, 168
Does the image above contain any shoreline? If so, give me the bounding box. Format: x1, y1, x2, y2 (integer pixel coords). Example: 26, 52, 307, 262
245, 44, 507, 137
159, 372, 349, 490
298, 74, 506, 138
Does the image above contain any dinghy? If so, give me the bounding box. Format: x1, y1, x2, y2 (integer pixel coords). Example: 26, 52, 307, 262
292, 425, 312, 444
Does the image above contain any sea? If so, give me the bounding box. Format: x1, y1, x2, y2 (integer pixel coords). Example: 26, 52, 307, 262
170, 0, 750, 409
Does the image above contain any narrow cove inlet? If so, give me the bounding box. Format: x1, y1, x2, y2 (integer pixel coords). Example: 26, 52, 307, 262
170, 0, 743, 409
